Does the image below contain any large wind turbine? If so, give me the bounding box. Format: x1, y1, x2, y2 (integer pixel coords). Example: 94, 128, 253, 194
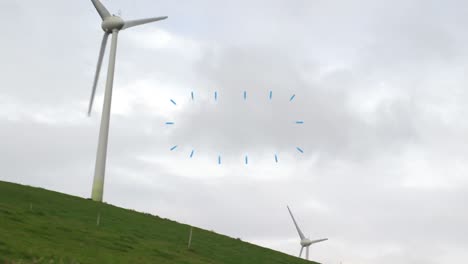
287, 206, 328, 260
88, 0, 167, 202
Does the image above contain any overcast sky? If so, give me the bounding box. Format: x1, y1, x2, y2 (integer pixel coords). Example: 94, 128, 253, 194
1, 0, 468, 263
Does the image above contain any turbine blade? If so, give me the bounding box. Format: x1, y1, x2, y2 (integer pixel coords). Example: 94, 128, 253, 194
88, 33, 109, 116
122, 16, 168, 30
287, 206, 306, 240
299, 246, 304, 258
91, 0, 111, 20
310, 238, 328, 244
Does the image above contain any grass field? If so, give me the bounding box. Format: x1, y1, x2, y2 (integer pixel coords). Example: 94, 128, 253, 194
0, 181, 318, 264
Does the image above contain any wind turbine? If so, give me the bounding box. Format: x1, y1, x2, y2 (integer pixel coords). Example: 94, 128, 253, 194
88, 0, 167, 202
287, 206, 328, 260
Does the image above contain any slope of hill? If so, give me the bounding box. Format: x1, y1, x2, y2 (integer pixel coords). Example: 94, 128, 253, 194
0, 181, 318, 264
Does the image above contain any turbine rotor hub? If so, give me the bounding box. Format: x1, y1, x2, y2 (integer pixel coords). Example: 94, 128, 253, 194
300, 238, 312, 247
101, 16, 124, 32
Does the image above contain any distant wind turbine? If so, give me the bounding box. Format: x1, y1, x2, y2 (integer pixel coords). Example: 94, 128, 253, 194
88, 0, 167, 202
287, 206, 328, 260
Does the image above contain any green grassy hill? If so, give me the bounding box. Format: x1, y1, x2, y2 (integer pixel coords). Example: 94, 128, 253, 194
0, 181, 318, 264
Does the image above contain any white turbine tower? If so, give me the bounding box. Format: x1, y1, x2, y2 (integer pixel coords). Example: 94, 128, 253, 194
287, 206, 328, 261
88, 0, 167, 202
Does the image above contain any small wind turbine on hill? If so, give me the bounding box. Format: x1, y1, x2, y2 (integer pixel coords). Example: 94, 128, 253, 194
287, 206, 328, 260
88, 0, 167, 202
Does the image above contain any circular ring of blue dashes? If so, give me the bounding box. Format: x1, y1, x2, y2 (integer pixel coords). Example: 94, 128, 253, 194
166, 91, 304, 165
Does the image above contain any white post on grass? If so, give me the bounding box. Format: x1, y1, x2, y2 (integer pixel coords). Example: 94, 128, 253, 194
97, 211, 101, 226
188, 226, 193, 249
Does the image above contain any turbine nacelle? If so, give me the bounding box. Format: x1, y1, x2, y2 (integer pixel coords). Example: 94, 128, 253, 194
101, 16, 124, 33
300, 238, 313, 247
